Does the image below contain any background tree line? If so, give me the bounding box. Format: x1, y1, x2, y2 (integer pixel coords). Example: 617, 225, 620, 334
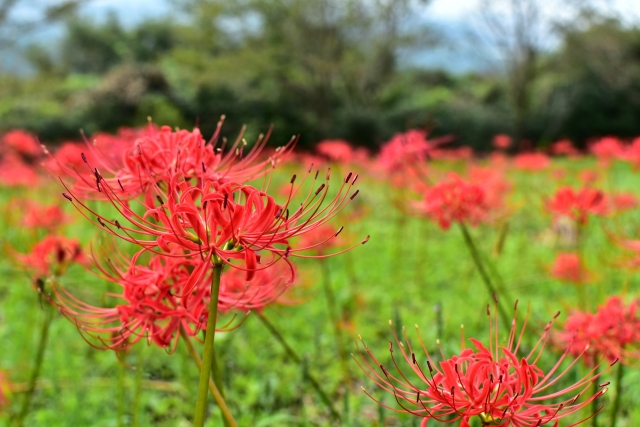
1, 0, 640, 150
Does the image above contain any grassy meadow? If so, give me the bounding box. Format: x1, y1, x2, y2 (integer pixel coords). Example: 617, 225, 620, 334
0, 153, 638, 427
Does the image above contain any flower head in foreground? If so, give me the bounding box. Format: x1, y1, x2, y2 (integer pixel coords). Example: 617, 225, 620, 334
556, 296, 640, 365
48, 118, 295, 200
355, 300, 612, 427
61, 156, 367, 300
49, 249, 296, 351
415, 173, 490, 230
546, 187, 607, 225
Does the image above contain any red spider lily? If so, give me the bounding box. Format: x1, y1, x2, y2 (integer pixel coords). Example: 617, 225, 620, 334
377, 130, 454, 176
549, 253, 591, 284
589, 137, 625, 165
48, 119, 295, 200
493, 134, 512, 150
468, 167, 511, 219
556, 296, 640, 365
550, 140, 580, 157
430, 146, 473, 162
0, 154, 40, 187
49, 249, 295, 351
61, 162, 366, 295
354, 301, 612, 427
609, 192, 638, 213
18, 235, 86, 277
513, 153, 550, 171
1, 130, 42, 158
622, 137, 640, 169
578, 170, 598, 186
20, 201, 70, 231
316, 140, 356, 164
218, 260, 297, 313
546, 187, 607, 225
415, 173, 489, 230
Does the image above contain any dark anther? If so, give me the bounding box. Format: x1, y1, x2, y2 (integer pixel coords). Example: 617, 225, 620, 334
156, 195, 164, 205
427, 361, 433, 372
389, 342, 393, 352
97, 217, 106, 227
514, 300, 519, 310
118, 179, 125, 191
275, 208, 282, 218
362, 235, 370, 244
350, 189, 360, 200
314, 170, 319, 179
352, 174, 359, 185
554, 311, 561, 319
416, 391, 420, 402
62, 193, 73, 201
380, 365, 388, 376
412, 353, 417, 364
81, 153, 87, 163
115, 220, 122, 229
345, 172, 352, 183
487, 304, 491, 315
493, 294, 498, 303
315, 183, 325, 195
335, 226, 344, 236
201, 161, 206, 172
454, 363, 458, 373
290, 174, 297, 184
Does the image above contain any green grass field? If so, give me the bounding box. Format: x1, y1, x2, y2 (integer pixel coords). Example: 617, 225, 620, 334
0, 158, 638, 426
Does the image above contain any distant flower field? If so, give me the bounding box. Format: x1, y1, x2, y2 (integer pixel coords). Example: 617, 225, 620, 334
0, 126, 639, 426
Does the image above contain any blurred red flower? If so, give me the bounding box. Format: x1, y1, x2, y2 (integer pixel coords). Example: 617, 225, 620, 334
557, 296, 640, 365
1, 130, 42, 158
415, 173, 489, 230
589, 136, 625, 165
513, 152, 550, 171
550, 252, 590, 284
492, 134, 512, 149
546, 187, 607, 225
19, 235, 86, 277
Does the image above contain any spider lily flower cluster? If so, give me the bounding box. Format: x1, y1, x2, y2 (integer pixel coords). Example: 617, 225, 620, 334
556, 296, 640, 365
50, 250, 295, 351
354, 300, 612, 427
50, 123, 367, 351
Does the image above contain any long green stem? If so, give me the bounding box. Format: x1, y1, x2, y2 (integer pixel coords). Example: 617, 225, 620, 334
181, 328, 237, 427
12, 305, 54, 427
255, 310, 341, 421
591, 357, 599, 427
319, 259, 350, 384
193, 263, 227, 427
117, 361, 125, 427
610, 362, 624, 427
459, 223, 511, 328
132, 345, 144, 427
